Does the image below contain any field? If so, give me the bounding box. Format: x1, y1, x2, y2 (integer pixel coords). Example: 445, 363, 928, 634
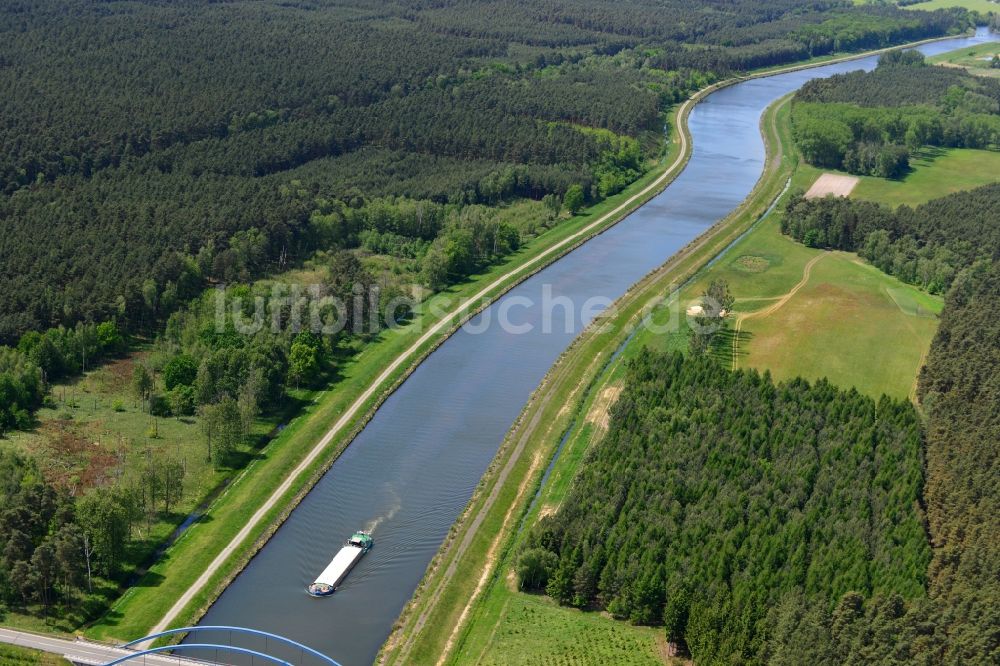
456, 593, 667, 666
852, 148, 1000, 206
902, 0, 1000, 12
7, 355, 206, 494
791, 147, 1000, 208
629, 95, 941, 401
930, 42, 1000, 77
632, 214, 941, 399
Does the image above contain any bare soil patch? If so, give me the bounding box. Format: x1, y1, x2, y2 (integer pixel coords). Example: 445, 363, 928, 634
586, 384, 623, 433
804, 173, 860, 199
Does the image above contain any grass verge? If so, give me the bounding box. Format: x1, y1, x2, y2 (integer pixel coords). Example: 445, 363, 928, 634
0, 644, 70, 666
902, 0, 1000, 13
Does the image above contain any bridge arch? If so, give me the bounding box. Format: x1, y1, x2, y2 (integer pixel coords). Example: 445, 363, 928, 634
117, 626, 342, 666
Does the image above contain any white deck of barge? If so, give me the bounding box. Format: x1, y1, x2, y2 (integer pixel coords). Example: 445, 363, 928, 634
314, 545, 364, 588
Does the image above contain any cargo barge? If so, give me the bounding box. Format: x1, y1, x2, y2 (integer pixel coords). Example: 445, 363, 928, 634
307, 531, 373, 597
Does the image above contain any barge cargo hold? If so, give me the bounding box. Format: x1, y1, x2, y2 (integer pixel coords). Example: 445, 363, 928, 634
307, 531, 373, 597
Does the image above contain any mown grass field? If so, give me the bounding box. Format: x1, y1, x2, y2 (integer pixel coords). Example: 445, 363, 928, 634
791, 147, 1000, 209
851, 148, 1000, 206
930, 42, 1000, 78
644, 209, 942, 399
626, 88, 939, 402
902, 0, 1000, 12
733, 244, 938, 399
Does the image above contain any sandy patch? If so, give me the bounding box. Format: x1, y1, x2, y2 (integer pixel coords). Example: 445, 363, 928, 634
586, 384, 623, 433
804, 173, 860, 199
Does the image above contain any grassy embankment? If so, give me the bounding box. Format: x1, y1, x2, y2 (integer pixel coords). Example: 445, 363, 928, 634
0, 644, 70, 666
80, 101, 694, 642
931, 40, 1000, 77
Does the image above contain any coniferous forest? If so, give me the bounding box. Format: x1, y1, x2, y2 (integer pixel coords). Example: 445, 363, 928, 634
523, 179, 1000, 661
522, 353, 930, 663
0, 0, 970, 342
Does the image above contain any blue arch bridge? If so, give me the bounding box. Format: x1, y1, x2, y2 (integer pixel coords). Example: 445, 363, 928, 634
0, 625, 340, 666
112, 626, 343, 666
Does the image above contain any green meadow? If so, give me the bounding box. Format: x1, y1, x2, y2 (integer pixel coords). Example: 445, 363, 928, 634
902, 0, 1000, 12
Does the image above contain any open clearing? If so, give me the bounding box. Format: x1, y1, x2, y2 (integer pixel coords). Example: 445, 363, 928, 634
458, 593, 666, 666
804, 172, 859, 198
851, 148, 1000, 207
635, 214, 940, 399
931, 43, 1000, 79
734, 248, 940, 399
902, 0, 1000, 11
792, 147, 1000, 209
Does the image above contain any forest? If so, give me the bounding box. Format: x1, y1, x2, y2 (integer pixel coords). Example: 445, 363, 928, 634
0, 439, 184, 616
519, 352, 929, 663
516, 88, 1000, 661
791, 50, 1000, 177
0, 0, 970, 342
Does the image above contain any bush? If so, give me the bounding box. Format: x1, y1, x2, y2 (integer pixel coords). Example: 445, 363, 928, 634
167, 385, 196, 417
149, 393, 171, 417
563, 184, 586, 214
517, 547, 559, 591
163, 354, 198, 390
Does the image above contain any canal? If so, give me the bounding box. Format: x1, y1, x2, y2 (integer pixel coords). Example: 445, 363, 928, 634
193, 28, 997, 666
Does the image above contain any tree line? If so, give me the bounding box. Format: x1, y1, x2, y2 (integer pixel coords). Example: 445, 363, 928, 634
792, 50, 1000, 177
